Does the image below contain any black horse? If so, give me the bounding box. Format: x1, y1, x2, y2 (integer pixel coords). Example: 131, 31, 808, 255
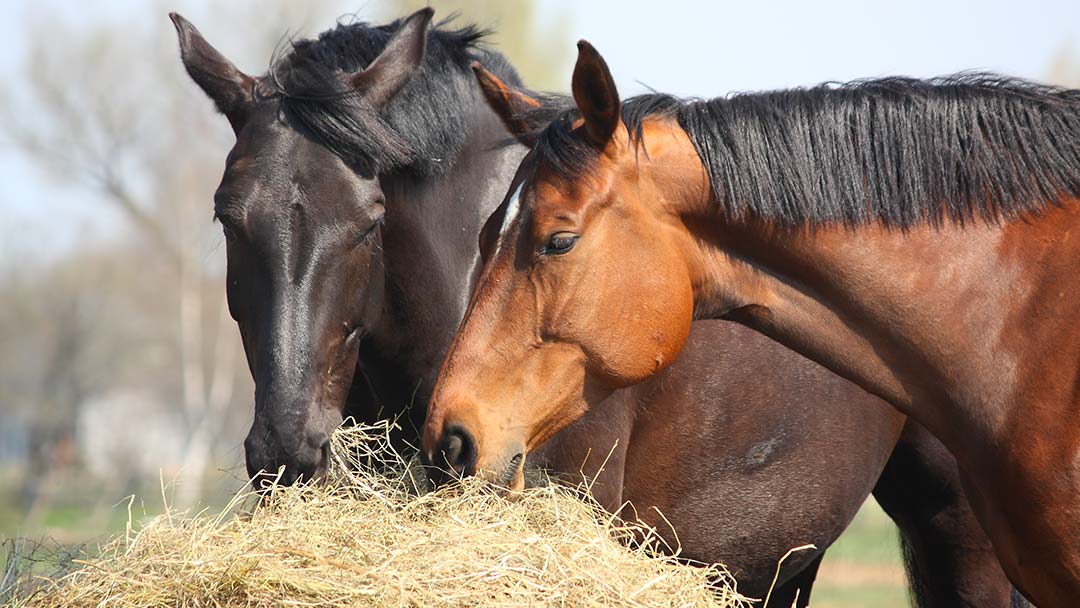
172, 10, 1020, 606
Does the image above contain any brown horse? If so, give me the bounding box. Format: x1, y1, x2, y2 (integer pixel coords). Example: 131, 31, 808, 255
423, 41, 1080, 606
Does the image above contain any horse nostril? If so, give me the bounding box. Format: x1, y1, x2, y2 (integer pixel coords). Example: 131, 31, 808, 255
442, 434, 463, 465
438, 425, 476, 476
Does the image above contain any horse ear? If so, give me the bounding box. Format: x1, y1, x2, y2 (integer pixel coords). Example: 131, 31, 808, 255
571, 40, 620, 149
170, 12, 254, 133
346, 8, 433, 108
472, 62, 543, 146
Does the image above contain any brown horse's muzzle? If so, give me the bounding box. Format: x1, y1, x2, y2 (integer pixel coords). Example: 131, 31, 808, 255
429, 424, 478, 480
424, 423, 526, 491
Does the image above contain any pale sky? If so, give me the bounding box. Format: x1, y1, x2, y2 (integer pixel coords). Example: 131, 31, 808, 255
546, 0, 1080, 96
3, 0, 1080, 256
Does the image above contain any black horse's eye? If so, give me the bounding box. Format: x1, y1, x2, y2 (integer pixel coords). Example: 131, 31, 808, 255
542, 232, 579, 255
355, 216, 384, 247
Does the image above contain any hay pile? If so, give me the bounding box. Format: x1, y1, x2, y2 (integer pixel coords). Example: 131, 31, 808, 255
21, 423, 748, 607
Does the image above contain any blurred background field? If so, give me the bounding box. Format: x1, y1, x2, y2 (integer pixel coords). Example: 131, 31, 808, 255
1, 0, 1079, 604
815, 502, 907, 608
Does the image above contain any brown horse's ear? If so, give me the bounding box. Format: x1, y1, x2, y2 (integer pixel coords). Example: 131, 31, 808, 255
170, 12, 254, 133
571, 40, 620, 149
472, 62, 543, 146
346, 8, 433, 108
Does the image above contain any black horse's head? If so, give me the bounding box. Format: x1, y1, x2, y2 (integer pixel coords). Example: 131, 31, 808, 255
171, 9, 433, 487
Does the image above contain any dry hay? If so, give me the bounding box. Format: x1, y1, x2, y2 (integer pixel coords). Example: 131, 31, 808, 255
18, 423, 749, 607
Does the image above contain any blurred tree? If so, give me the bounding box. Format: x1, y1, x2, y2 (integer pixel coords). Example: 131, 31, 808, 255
0, 242, 152, 510
381, 0, 573, 91
0, 0, 349, 509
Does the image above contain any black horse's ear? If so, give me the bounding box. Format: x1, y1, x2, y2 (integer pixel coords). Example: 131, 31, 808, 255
472, 62, 543, 146
346, 8, 433, 108
170, 12, 254, 133
571, 40, 620, 149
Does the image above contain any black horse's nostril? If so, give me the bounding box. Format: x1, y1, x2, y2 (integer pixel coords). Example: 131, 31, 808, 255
245, 424, 332, 493
438, 425, 476, 476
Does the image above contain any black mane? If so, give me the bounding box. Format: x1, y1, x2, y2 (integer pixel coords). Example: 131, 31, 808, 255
531, 74, 1080, 227
263, 16, 521, 176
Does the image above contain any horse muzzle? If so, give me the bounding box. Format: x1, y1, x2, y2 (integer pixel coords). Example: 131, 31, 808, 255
424, 424, 525, 491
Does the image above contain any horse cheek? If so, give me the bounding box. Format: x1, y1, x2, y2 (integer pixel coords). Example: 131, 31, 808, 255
607, 272, 694, 385
650, 273, 695, 374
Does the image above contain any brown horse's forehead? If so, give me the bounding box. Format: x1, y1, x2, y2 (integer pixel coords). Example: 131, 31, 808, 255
532, 180, 585, 220
526, 167, 610, 227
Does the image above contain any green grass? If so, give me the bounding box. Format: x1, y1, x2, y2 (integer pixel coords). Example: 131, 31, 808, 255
0, 469, 236, 545
814, 583, 908, 607
813, 499, 909, 608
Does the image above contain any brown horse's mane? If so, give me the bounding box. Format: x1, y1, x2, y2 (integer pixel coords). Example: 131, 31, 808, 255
528, 74, 1080, 228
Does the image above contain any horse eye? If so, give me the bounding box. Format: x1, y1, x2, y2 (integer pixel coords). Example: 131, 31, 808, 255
543, 232, 579, 255
355, 216, 384, 247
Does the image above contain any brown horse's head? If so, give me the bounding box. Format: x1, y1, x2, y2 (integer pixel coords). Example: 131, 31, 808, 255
172, 10, 432, 487
423, 42, 705, 488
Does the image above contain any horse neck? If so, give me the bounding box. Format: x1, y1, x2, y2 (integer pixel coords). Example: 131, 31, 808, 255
668, 157, 1080, 455
364, 101, 527, 411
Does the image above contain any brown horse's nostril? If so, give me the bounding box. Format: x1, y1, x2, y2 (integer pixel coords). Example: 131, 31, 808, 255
438, 425, 476, 476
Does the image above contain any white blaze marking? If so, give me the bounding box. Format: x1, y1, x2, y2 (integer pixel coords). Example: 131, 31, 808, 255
492, 182, 525, 257
500, 182, 524, 236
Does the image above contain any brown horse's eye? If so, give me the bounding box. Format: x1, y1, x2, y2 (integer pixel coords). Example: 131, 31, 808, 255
543, 232, 579, 255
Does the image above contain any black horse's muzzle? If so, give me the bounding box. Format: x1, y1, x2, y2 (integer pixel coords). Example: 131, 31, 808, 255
244, 421, 331, 491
